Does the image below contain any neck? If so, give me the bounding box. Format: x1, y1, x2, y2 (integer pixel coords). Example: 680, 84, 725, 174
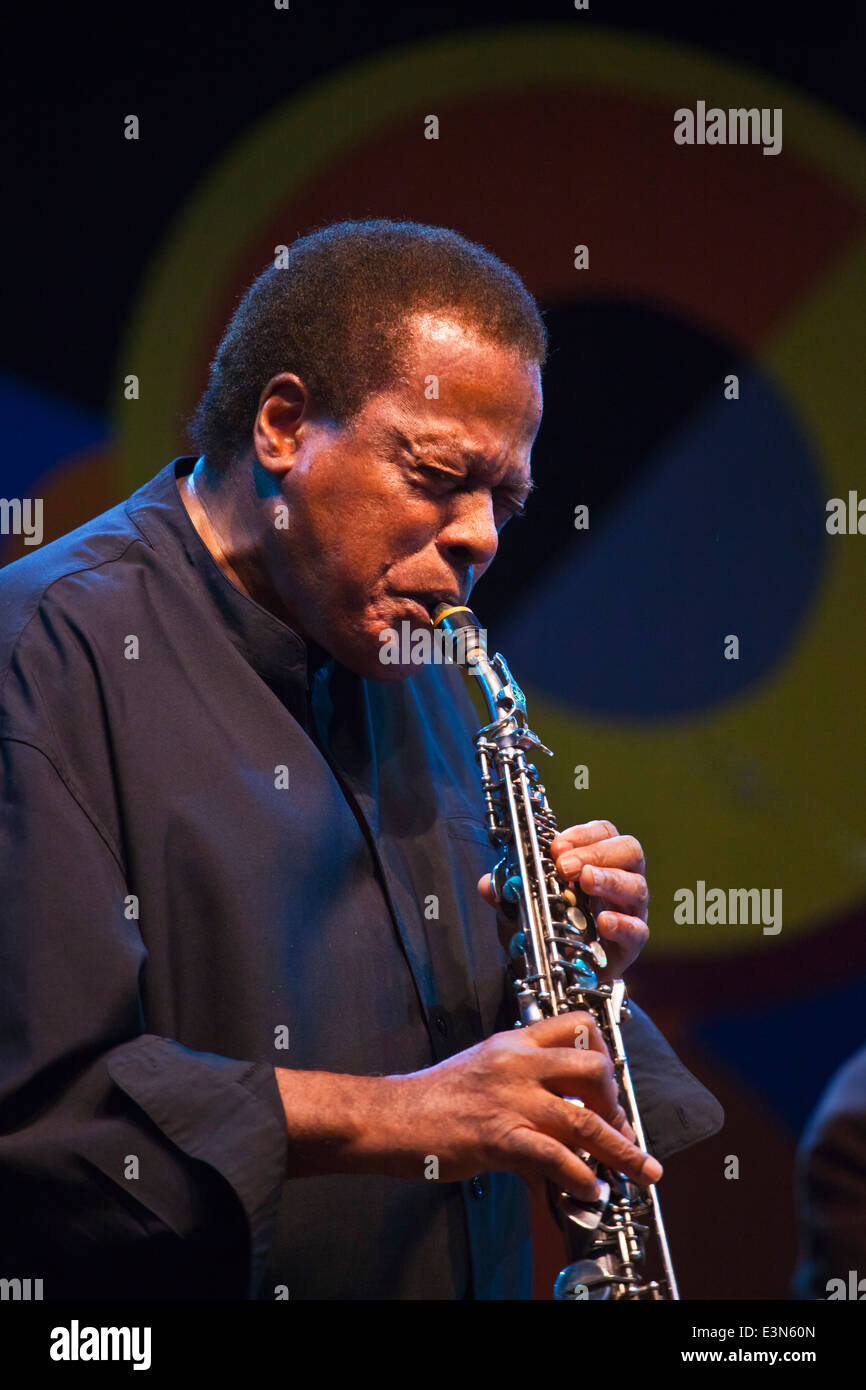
177, 456, 310, 641
178, 460, 251, 593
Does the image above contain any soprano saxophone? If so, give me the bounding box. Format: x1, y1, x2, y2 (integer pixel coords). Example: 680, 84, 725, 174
432, 603, 679, 1301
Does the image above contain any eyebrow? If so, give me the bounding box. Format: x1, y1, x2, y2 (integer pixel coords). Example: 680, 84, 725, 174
461, 451, 536, 506
507, 476, 536, 503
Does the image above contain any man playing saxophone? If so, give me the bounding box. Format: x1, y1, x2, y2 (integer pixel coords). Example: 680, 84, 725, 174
0, 219, 723, 1299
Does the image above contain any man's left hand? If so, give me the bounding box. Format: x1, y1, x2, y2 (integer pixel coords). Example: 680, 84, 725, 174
477, 819, 649, 979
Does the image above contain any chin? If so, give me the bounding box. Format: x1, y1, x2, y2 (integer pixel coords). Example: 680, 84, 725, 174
351, 640, 420, 683
321, 628, 408, 683
340, 615, 431, 683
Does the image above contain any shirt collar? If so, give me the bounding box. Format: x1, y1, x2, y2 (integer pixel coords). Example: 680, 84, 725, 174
125, 456, 329, 725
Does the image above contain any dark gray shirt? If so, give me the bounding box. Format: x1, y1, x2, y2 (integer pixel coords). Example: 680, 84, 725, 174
0, 456, 723, 1299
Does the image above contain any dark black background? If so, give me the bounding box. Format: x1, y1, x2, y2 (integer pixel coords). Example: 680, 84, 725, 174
1, 0, 863, 418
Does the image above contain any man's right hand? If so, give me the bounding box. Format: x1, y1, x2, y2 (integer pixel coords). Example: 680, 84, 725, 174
274, 1012, 662, 1201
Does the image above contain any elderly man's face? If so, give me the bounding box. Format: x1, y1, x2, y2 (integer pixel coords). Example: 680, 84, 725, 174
257, 312, 542, 679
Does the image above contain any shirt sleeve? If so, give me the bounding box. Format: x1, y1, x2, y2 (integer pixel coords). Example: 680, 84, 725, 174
620, 1001, 725, 1160
0, 735, 289, 1299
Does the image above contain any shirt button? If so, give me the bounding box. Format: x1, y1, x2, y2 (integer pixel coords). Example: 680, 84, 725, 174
434, 1013, 449, 1036
471, 1176, 485, 1199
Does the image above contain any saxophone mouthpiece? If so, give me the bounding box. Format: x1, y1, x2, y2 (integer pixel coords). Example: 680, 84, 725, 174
431, 604, 487, 666
431, 602, 480, 632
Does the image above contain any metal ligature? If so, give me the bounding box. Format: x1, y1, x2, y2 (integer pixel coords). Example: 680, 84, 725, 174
432, 602, 679, 1302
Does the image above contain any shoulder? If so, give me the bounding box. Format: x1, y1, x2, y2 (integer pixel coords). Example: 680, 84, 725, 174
0, 491, 156, 745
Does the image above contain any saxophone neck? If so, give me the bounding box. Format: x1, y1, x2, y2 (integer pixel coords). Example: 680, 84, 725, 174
431, 603, 513, 724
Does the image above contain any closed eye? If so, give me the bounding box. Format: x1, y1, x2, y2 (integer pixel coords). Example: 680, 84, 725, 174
412, 460, 530, 521
415, 463, 459, 485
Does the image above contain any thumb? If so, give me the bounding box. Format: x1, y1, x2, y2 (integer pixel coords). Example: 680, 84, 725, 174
477, 873, 497, 908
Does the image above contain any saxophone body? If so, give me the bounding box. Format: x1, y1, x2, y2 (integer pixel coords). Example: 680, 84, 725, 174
433, 603, 679, 1302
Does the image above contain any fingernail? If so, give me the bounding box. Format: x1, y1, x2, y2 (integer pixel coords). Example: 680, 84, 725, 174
586, 868, 600, 887
642, 1156, 663, 1183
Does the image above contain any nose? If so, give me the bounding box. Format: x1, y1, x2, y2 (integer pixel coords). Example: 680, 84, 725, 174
437, 490, 500, 575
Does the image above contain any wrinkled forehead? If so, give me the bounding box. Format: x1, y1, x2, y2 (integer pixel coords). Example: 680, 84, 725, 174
380, 318, 543, 446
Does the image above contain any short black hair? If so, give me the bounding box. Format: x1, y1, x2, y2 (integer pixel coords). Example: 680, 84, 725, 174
186, 219, 547, 470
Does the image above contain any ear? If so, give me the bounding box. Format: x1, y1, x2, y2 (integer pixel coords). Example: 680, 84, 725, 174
253, 373, 310, 476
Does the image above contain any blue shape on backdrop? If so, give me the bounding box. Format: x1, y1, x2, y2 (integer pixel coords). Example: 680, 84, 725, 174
497, 368, 826, 718
0, 374, 107, 496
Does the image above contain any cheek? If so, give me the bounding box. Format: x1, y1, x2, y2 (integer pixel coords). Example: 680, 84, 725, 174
351, 496, 438, 567
298, 467, 440, 601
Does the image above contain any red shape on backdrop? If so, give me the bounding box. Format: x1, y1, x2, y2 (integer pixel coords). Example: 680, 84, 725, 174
190, 87, 864, 415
